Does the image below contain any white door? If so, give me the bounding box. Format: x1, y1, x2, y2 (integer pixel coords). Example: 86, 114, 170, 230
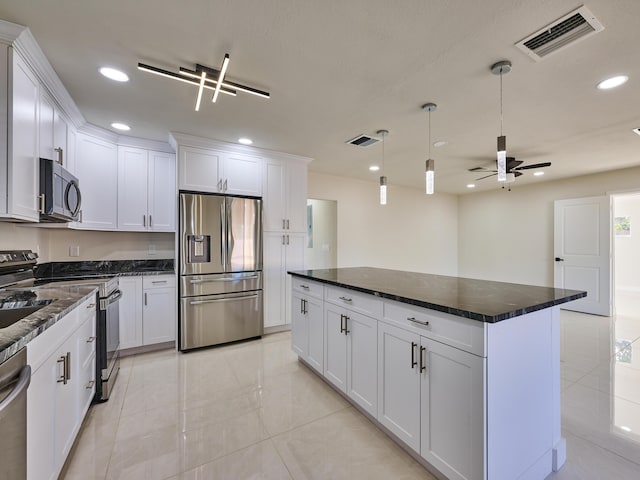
148, 150, 176, 231
554, 196, 611, 316
346, 311, 377, 417
324, 305, 347, 393
222, 153, 262, 196
143, 287, 176, 345
291, 291, 307, 357
305, 295, 324, 374
117, 146, 148, 231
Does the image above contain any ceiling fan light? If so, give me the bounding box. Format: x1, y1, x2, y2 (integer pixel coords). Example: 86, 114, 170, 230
425, 159, 435, 195
497, 135, 507, 182
534, 171, 545, 176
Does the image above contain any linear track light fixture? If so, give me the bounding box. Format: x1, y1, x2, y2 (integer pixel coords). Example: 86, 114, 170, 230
138, 53, 270, 111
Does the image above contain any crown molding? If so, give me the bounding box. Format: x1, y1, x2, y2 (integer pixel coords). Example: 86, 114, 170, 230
117, 134, 174, 153
0, 19, 86, 129
169, 132, 313, 164
77, 123, 119, 143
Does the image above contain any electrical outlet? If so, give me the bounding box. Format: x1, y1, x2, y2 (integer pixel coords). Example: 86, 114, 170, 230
69, 245, 80, 257
148, 244, 157, 255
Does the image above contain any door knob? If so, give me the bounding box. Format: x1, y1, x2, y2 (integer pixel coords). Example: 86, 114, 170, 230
555, 257, 564, 262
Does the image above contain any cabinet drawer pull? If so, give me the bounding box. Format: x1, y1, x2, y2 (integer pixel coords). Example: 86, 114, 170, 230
411, 342, 417, 369
65, 352, 71, 382
299, 284, 309, 289
420, 346, 426, 373
340, 314, 345, 334
87, 303, 95, 309
39, 193, 46, 214
152, 280, 168, 284
407, 317, 429, 327
344, 316, 350, 335
86, 380, 95, 389
338, 296, 352, 303
57, 356, 67, 384
86, 336, 96, 343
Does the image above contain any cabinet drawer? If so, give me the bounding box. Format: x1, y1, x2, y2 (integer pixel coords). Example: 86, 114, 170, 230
143, 274, 176, 289
77, 353, 96, 414
326, 286, 382, 319
383, 300, 485, 357
292, 278, 324, 299
77, 314, 96, 368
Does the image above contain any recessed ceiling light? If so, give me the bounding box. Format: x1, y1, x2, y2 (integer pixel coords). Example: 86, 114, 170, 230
466, 184, 475, 188
369, 165, 380, 172
111, 122, 130, 131
633, 128, 640, 136
99, 67, 129, 82
433, 141, 447, 148
534, 171, 545, 176
597, 75, 628, 90
238, 138, 253, 145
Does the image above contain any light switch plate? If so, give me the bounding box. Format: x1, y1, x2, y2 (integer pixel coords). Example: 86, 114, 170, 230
148, 244, 157, 255
69, 245, 80, 257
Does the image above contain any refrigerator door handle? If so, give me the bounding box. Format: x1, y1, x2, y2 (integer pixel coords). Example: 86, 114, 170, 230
220, 201, 227, 269
189, 275, 259, 284
189, 294, 260, 305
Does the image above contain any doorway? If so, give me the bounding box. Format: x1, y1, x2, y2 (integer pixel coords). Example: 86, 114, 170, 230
305, 199, 337, 269
612, 191, 640, 318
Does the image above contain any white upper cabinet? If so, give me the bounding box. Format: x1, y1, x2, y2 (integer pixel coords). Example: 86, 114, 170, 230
117, 146, 176, 232
38, 92, 55, 159
263, 157, 308, 232
178, 145, 261, 196
75, 133, 118, 230
1, 48, 40, 221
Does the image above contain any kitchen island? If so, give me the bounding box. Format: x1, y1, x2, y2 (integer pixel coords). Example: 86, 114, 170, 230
288, 267, 586, 480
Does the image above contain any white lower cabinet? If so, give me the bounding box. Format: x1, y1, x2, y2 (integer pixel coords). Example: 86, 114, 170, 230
119, 275, 176, 350
27, 295, 96, 480
377, 321, 485, 480
324, 303, 378, 417
291, 286, 323, 374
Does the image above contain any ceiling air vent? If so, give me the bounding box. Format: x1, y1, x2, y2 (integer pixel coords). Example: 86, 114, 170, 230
515, 6, 604, 61
345, 134, 380, 147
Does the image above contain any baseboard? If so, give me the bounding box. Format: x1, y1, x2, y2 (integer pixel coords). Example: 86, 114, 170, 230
120, 341, 175, 357
264, 324, 291, 334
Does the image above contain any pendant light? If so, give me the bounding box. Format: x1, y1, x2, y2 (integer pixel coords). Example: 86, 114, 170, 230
490, 60, 512, 182
377, 130, 389, 205
422, 103, 437, 195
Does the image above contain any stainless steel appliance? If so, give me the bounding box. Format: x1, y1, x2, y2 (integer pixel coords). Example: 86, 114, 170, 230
179, 193, 263, 350
0, 348, 30, 480
39, 157, 81, 222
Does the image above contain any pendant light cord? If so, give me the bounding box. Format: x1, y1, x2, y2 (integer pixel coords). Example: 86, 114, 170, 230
428, 110, 432, 159
382, 133, 385, 173
500, 70, 503, 136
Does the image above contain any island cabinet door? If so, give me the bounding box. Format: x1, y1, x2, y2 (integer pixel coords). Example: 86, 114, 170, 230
377, 322, 421, 453
345, 311, 378, 417
291, 291, 308, 357
420, 337, 486, 480
324, 305, 347, 393
305, 295, 324, 374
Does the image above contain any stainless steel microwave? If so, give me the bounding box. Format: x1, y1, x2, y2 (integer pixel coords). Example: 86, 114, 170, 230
39, 158, 82, 222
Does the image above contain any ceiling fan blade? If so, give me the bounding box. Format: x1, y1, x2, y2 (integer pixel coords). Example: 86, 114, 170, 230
468, 167, 495, 172
514, 162, 552, 170
514, 171, 523, 177
506, 157, 523, 169
476, 173, 498, 181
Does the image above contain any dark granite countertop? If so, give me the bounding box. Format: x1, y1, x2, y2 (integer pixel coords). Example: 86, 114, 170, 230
288, 267, 586, 323
0, 286, 97, 364
35, 258, 174, 281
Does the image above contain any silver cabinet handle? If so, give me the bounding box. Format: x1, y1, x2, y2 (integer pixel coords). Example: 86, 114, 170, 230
420, 346, 426, 373
151, 280, 167, 284
86, 336, 96, 343
223, 179, 228, 191
218, 179, 223, 191
39, 193, 46, 214
407, 317, 429, 326
282, 235, 285, 245
286, 234, 290, 245
86, 303, 95, 309
143, 214, 146, 227
411, 342, 418, 369
189, 275, 258, 284
189, 294, 259, 305
54, 147, 63, 165
65, 352, 71, 382
149, 214, 153, 227
286, 219, 290, 229
86, 380, 95, 390
144, 292, 148, 306
57, 355, 67, 384
282, 219, 286, 229
0, 365, 31, 415
339, 296, 352, 303
299, 284, 309, 289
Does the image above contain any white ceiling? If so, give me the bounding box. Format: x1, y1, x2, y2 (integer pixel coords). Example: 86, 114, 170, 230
0, 0, 638, 194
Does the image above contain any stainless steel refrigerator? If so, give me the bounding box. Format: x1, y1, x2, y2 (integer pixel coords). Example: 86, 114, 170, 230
179, 192, 263, 351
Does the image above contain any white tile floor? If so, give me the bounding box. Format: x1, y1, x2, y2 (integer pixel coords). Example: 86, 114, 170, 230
62, 303, 640, 480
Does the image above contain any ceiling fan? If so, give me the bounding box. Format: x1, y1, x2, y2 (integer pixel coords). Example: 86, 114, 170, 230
469, 157, 551, 181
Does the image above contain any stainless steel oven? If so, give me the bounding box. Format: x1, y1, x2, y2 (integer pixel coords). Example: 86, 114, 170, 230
97, 281, 121, 402
0, 348, 30, 480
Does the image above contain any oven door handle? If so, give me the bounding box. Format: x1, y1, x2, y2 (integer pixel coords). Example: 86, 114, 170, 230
100, 289, 122, 310
189, 275, 258, 284
189, 294, 259, 305
0, 365, 31, 421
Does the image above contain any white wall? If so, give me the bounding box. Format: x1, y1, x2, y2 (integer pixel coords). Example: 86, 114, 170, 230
614, 193, 640, 293
47, 229, 174, 261
305, 199, 338, 269
308, 172, 459, 275
459, 166, 640, 287
0, 224, 50, 261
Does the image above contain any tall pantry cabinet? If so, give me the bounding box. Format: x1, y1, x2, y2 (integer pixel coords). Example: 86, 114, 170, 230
263, 156, 309, 329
